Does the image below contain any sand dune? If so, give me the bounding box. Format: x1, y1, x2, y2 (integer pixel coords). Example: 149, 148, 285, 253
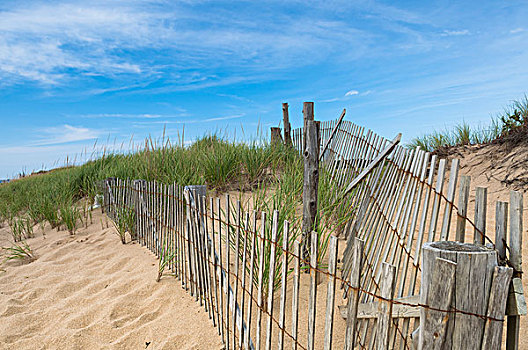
0, 210, 223, 350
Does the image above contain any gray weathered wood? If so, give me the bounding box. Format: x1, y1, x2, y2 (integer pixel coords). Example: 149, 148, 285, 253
291, 240, 301, 350
323, 235, 338, 350
320, 108, 346, 161
495, 201, 508, 262
302, 102, 320, 262
277, 220, 290, 350
245, 211, 258, 350
455, 176, 471, 242
344, 238, 364, 350
307, 231, 319, 350
343, 133, 402, 196
440, 159, 459, 240
256, 212, 266, 350
507, 191, 524, 350
283, 102, 292, 147
225, 194, 231, 350
422, 241, 497, 349
376, 263, 395, 350
419, 257, 457, 350
271, 127, 283, 145
482, 266, 513, 350
474, 187, 487, 245
265, 211, 279, 350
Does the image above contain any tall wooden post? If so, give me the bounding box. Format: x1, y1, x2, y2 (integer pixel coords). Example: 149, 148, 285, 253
283, 102, 292, 147
302, 102, 320, 263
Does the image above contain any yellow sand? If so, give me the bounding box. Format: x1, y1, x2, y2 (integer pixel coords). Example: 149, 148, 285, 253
0, 210, 223, 350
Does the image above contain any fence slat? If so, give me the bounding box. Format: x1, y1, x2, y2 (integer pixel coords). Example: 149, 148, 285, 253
376, 263, 395, 350
455, 175, 471, 242
291, 241, 301, 350
307, 231, 319, 350
419, 257, 456, 350
265, 211, 280, 350
482, 266, 513, 349
277, 221, 290, 350
256, 212, 267, 350
344, 238, 364, 350
245, 211, 258, 349
323, 235, 338, 350
507, 191, 524, 350
474, 187, 487, 245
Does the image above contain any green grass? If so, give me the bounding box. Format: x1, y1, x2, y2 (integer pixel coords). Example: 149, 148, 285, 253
0, 131, 356, 293
1, 241, 36, 264
408, 96, 527, 152
113, 206, 136, 244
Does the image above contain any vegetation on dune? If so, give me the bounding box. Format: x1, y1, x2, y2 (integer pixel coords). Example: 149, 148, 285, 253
408, 96, 528, 152
0, 131, 358, 293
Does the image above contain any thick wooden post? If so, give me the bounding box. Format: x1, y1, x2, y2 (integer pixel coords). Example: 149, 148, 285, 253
271, 127, 283, 145
302, 102, 320, 262
421, 241, 498, 349
283, 102, 292, 147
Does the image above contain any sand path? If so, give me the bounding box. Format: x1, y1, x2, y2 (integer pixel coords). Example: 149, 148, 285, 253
0, 210, 223, 350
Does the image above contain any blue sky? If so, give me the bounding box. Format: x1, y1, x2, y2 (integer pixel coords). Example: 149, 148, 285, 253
1, 0, 527, 178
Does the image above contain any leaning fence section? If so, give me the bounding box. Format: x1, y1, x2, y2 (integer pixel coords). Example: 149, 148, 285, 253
290, 114, 525, 349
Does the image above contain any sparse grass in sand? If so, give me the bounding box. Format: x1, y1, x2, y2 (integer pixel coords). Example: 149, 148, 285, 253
157, 241, 176, 282
8, 216, 34, 242
113, 207, 136, 244
59, 202, 82, 235
408, 96, 528, 152
1, 241, 36, 264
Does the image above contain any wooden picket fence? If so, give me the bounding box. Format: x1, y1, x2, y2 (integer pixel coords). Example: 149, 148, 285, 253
98, 105, 525, 350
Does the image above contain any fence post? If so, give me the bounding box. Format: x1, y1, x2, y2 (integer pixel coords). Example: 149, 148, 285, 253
422, 241, 498, 349
302, 101, 320, 263
283, 102, 292, 147
506, 191, 525, 350
271, 127, 283, 145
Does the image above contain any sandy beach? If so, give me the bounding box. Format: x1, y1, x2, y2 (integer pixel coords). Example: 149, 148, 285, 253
0, 210, 223, 350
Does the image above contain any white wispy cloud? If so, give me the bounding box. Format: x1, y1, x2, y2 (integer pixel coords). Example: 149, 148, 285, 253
0, 1, 436, 89
510, 28, 525, 34
32, 124, 101, 146
440, 29, 470, 36
345, 90, 359, 96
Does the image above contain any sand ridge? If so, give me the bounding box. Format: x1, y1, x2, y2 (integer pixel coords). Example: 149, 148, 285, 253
0, 210, 223, 350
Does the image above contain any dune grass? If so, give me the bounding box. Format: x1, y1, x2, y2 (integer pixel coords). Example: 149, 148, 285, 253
1, 241, 36, 264
408, 96, 528, 152
0, 131, 357, 294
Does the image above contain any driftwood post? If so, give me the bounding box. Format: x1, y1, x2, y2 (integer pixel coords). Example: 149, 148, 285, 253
421, 241, 500, 349
302, 102, 320, 262
271, 127, 283, 145
283, 102, 292, 147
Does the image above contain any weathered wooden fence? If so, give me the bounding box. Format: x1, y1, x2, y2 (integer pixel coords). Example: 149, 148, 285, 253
289, 106, 525, 349
99, 104, 524, 349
